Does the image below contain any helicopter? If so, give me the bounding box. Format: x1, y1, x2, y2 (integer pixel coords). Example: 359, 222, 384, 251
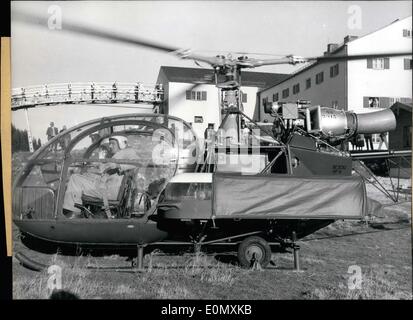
12, 10, 411, 270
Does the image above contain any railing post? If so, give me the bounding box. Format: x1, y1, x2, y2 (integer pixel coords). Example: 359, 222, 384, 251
24, 108, 34, 152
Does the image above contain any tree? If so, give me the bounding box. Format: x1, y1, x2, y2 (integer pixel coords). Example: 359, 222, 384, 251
12, 124, 41, 153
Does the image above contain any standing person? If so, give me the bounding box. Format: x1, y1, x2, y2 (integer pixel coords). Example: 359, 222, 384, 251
90, 83, 96, 102
44, 84, 49, 99
20, 88, 26, 103
378, 132, 389, 150
59, 125, 71, 150
46, 122, 59, 141
241, 121, 250, 145
111, 82, 118, 102
155, 83, 163, 101
67, 83, 72, 101
134, 82, 141, 103
204, 124, 216, 146
203, 124, 216, 170
46, 122, 59, 151
364, 133, 374, 151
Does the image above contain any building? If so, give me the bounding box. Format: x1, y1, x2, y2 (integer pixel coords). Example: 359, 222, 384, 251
156, 66, 288, 139
389, 101, 412, 178
389, 102, 412, 150
258, 16, 412, 149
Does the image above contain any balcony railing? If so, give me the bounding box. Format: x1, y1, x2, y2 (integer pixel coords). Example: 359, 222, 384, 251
11, 82, 164, 110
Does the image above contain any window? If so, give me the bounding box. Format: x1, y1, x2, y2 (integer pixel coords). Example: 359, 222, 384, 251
315, 72, 324, 84
403, 126, 412, 147
194, 116, 203, 123
282, 88, 289, 98
164, 182, 212, 201
364, 96, 412, 108
330, 64, 339, 77
403, 29, 412, 38
369, 97, 380, 108
262, 97, 269, 109
367, 58, 390, 70
186, 90, 207, 101
404, 58, 412, 70
273, 93, 279, 102
293, 84, 300, 94
363, 97, 380, 108
242, 92, 248, 103
306, 78, 311, 89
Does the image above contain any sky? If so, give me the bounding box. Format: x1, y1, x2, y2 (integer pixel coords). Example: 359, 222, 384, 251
11, 1, 412, 143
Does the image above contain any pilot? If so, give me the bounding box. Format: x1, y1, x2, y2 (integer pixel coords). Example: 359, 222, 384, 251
63, 135, 138, 218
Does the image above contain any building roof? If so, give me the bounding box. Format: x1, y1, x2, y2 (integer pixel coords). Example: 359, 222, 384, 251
258, 15, 412, 94
159, 66, 289, 88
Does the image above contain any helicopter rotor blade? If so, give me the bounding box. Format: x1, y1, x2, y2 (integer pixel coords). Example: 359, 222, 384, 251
168, 82, 203, 103
13, 10, 222, 67
13, 10, 180, 53
309, 51, 412, 62
241, 51, 412, 68
15, 10, 411, 71
168, 71, 216, 102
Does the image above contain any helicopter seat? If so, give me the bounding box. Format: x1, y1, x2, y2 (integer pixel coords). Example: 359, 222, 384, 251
79, 170, 135, 218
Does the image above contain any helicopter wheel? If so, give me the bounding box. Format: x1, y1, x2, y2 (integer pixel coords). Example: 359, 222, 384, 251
237, 236, 272, 269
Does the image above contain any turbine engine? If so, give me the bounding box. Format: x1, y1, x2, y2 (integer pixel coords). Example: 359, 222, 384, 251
305, 106, 396, 139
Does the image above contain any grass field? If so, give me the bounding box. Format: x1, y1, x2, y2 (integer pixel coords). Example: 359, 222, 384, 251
11, 152, 413, 300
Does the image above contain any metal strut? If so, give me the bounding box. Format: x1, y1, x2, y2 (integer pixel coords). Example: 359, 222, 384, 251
353, 160, 398, 202
292, 231, 301, 271
135, 244, 146, 271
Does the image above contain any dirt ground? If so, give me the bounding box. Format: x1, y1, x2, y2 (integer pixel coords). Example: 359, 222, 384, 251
11, 153, 413, 299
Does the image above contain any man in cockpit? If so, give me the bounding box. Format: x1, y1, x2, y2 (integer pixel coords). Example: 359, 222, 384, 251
63, 135, 138, 218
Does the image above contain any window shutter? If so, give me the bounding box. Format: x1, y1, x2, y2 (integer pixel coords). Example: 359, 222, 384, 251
367, 58, 372, 69
202, 91, 207, 101
330, 66, 334, 77
363, 96, 369, 108
186, 91, 191, 100
384, 58, 390, 69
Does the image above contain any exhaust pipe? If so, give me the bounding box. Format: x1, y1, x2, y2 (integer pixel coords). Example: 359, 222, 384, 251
354, 109, 396, 134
